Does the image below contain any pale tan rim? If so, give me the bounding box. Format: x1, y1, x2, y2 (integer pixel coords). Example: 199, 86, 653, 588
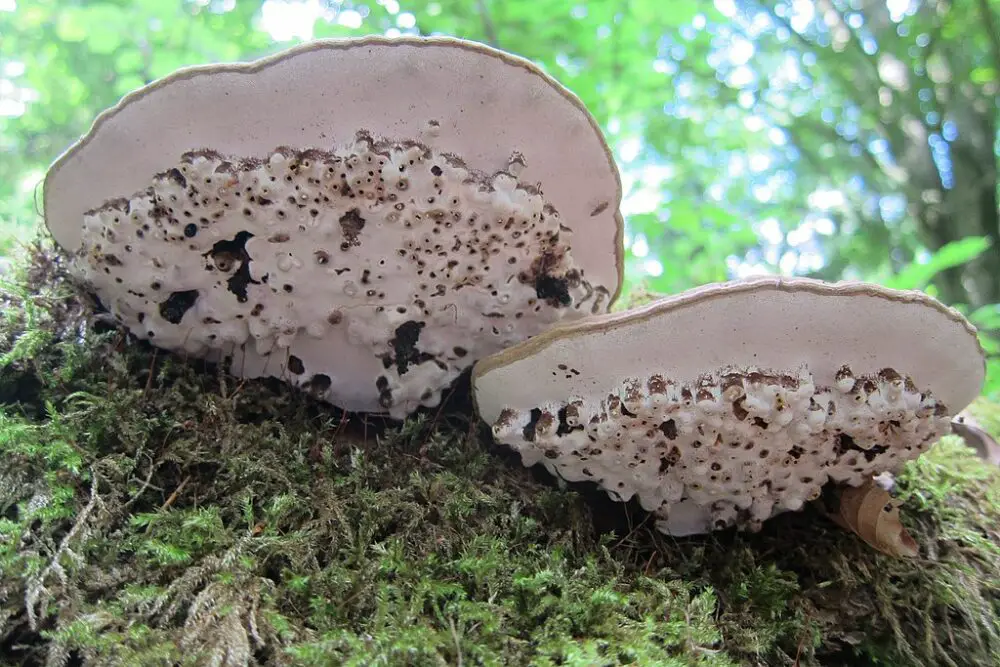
470, 276, 986, 409
42, 35, 626, 306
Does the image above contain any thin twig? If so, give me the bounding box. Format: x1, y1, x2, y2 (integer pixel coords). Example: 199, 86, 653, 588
793, 610, 812, 666
26, 470, 101, 630
335, 410, 350, 439
421, 383, 459, 455
643, 551, 657, 576
448, 616, 464, 667
123, 453, 157, 509
143, 347, 158, 396
160, 475, 191, 512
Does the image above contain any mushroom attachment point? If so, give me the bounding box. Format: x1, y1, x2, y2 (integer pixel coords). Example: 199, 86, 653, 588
471, 277, 986, 536
42, 37, 624, 418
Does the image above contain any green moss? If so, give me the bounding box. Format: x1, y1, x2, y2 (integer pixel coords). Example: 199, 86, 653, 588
1, 241, 998, 666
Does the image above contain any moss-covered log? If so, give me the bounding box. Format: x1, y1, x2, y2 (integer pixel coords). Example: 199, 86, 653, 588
1, 242, 998, 666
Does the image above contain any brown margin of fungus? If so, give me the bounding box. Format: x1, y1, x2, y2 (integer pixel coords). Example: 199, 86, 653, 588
42, 36, 626, 307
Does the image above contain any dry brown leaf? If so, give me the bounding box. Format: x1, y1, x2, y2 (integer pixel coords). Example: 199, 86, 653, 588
951, 413, 1000, 466
830, 480, 919, 558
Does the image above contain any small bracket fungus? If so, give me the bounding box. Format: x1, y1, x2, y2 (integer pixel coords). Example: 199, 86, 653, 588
471, 277, 985, 536
43, 37, 624, 417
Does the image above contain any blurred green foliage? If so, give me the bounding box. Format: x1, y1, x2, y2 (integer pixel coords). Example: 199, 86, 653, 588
1, 0, 999, 391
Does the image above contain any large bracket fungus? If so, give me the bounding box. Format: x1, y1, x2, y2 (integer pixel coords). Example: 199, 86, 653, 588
43, 37, 624, 417
472, 277, 986, 536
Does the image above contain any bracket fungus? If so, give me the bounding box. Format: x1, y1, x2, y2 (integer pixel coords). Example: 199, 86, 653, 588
472, 277, 985, 536
43, 37, 623, 417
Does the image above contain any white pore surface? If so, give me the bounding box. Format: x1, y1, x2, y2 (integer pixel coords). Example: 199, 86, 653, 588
75, 137, 609, 417
489, 365, 953, 535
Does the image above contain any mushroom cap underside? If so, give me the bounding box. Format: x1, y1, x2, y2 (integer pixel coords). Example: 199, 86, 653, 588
69, 135, 613, 417
472, 277, 986, 535
44, 35, 624, 300
472, 277, 985, 421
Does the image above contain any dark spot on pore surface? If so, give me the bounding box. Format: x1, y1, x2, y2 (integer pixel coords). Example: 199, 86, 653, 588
308, 374, 332, 393
834, 432, 888, 462
556, 406, 584, 436
158, 290, 199, 325
733, 396, 749, 421
534, 274, 571, 307
339, 208, 366, 247
149, 203, 169, 221
659, 446, 681, 473
183, 223, 197, 238
288, 355, 305, 375
522, 251, 573, 307
379, 388, 393, 409
204, 231, 257, 303
658, 419, 678, 440
165, 167, 187, 188
388, 320, 432, 375
862, 445, 888, 462
834, 433, 857, 456
523, 408, 543, 442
